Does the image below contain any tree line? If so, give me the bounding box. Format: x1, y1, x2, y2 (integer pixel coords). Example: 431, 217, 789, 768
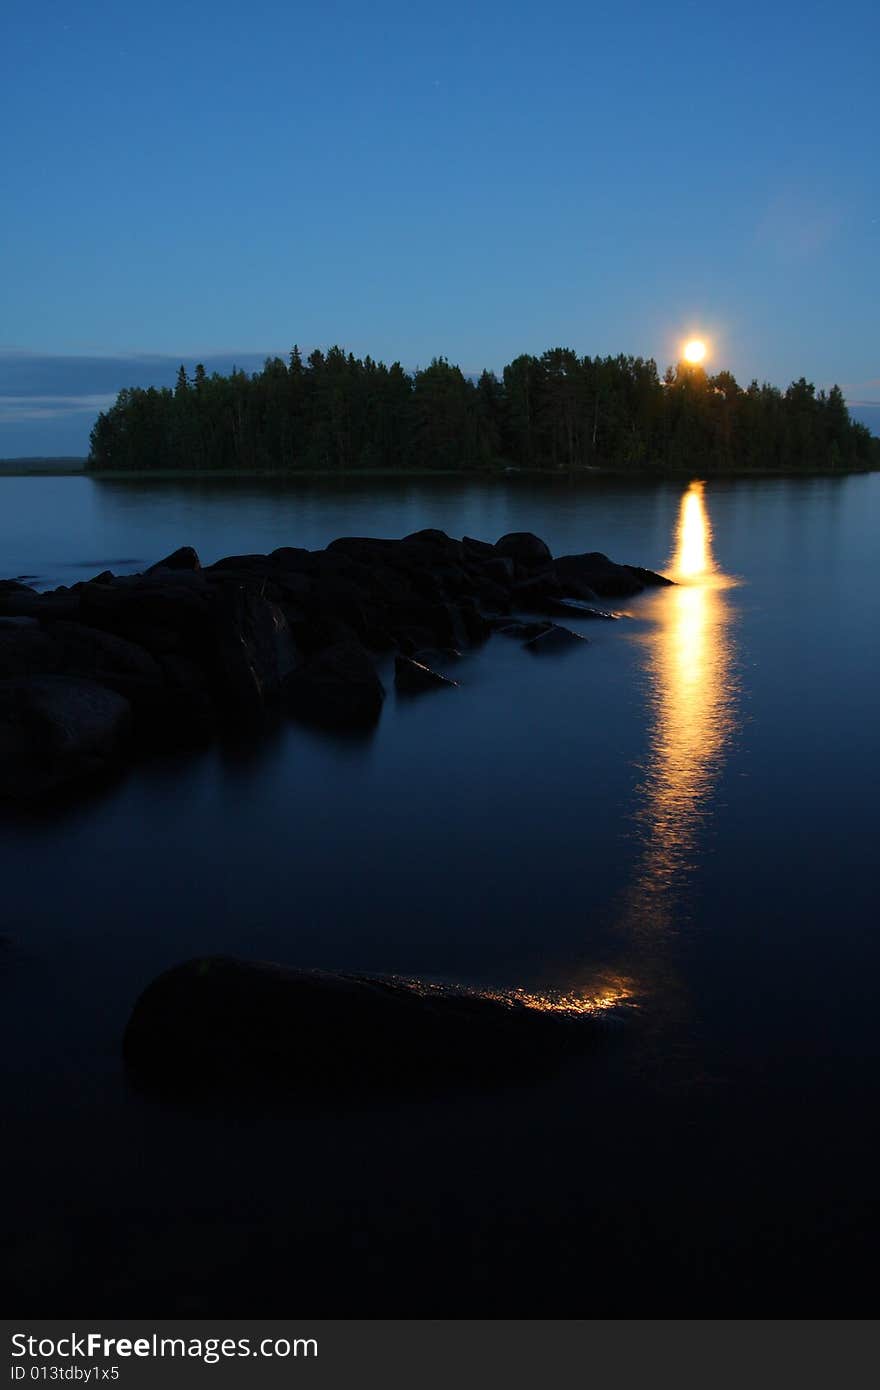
87, 346, 877, 475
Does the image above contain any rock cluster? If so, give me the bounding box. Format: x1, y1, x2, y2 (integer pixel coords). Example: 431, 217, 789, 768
0, 530, 670, 805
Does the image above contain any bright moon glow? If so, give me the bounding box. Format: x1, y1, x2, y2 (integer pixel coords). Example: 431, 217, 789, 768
683, 339, 707, 364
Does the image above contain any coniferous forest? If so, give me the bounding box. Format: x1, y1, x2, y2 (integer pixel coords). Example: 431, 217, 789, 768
87, 346, 877, 475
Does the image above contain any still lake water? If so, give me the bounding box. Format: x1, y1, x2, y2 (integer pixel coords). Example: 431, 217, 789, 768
2, 471, 878, 1314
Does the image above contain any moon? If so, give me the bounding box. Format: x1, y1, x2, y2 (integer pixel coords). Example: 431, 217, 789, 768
684, 339, 707, 364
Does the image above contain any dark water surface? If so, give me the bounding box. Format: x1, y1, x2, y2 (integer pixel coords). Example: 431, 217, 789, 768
2, 471, 878, 1314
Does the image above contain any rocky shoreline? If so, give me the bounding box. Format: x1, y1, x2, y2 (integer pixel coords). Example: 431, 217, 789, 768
0, 528, 671, 806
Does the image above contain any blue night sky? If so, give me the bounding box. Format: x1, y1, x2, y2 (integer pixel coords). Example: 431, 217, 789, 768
2, 0, 878, 453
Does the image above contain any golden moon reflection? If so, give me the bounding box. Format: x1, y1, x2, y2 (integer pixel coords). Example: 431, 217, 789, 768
491, 480, 737, 1018
623, 480, 737, 938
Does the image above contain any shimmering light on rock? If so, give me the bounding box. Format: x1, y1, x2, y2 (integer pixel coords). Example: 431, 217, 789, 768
388, 974, 636, 1017
486, 974, 637, 1016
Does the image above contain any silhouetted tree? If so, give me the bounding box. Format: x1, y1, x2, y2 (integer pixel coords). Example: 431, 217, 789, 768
87, 345, 878, 476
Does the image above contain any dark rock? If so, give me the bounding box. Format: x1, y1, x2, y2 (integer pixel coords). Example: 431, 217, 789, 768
78, 577, 211, 646
511, 572, 565, 611
394, 564, 445, 602
146, 546, 201, 573
413, 647, 463, 665
270, 546, 316, 572
398, 530, 464, 569
554, 552, 644, 597
204, 566, 278, 597
0, 625, 61, 677
72, 575, 296, 730
48, 621, 206, 747
469, 578, 511, 612
395, 655, 459, 693
326, 537, 396, 565
462, 536, 495, 558
289, 614, 360, 656
389, 600, 469, 652
0, 528, 662, 806
266, 570, 312, 606
361, 561, 422, 606
494, 532, 553, 568
624, 564, 674, 587
48, 621, 163, 676
122, 955, 594, 1093
394, 627, 440, 657
524, 624, 589, 655
211, 588, 298, 718
358, 613, 398, 652
0, 619, 198, 750
153, 654, 216, 744
312, 575, 373, 642
133, 569, 208, 591
314, 550, 373, 587
206, 554, 275, 574
429, 563, 470, 597
558, 578, 599, 602
456, 597, 492, 645
480, 556, 516, 587
494, 620, 554, 641
544, 599, 618, 621
402, 527, 458, 550
0, 676, 131, 804
287, 641, 385, 729
0, 614, 198, 749
0, 592, 81, 622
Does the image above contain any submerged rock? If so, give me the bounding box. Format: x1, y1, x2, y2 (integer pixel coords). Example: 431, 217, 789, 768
123, 955, 596, 1093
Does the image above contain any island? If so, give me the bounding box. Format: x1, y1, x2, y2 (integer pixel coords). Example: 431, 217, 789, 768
86, 348, 878, 476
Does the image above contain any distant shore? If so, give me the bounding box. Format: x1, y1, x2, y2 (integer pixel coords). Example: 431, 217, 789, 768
0, 457, 86, 475
3, 457, 876, 481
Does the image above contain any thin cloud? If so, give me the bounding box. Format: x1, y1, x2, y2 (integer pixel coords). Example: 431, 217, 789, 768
0, 393, 118, 422
840, 377, 880, 398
